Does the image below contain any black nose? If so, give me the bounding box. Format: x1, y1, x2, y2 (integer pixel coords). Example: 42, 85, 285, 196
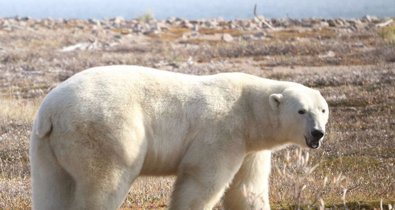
311, 129, 324, 140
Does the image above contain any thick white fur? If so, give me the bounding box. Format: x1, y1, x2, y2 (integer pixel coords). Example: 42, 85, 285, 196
30, 65, 329, 210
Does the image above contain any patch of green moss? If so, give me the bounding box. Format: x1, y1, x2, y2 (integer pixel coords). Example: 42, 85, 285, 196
379, 24, 395, 44
318, 155, 382, 172
272, 200, 395, 209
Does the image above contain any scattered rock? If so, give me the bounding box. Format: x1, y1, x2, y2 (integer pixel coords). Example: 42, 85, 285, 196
204, 20, 218, 28
0, 16, 385, 41
327, 19, 337, 27
241, 34, 254, 41
88, 19, 101, 27
362, 15, 380, 23
318, 21, 330, 28
222, 33, 234, 42
352, 42, 365, 48
111, 16, 125, 27
376, 19, 394, 28
147, 22, 161, 34
253, 32, 266, 39
319, 51, 336, 58
180, 20, 193, 29
326, 93, 347, 104
166, 17, 184, 25
60, 40, 100, 52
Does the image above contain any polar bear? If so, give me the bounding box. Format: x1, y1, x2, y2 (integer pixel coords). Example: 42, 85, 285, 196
30, 65, 329, 210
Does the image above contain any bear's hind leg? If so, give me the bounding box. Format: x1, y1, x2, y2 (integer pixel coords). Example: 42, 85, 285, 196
31, 135, 75, 210
51, 133, 146, 210
68, 168, 139, 210
223, 150, 272, 210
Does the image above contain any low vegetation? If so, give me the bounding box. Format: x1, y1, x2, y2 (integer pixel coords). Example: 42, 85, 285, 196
0, 17, 394, 209
380, 25, 395, 44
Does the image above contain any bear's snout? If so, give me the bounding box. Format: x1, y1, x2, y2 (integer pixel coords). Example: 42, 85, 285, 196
311, 129, 324, 141
305, 129, 325, 149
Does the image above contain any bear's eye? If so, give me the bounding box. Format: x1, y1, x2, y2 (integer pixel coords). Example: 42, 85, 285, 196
298, 109, 306, 115
322, 109, 326, 113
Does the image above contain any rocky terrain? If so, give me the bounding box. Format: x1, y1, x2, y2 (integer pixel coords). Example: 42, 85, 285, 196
0, 16, 394, 209
0, 15, 394, 97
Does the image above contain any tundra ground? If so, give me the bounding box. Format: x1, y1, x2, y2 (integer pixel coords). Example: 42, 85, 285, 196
0, 17, 394, 209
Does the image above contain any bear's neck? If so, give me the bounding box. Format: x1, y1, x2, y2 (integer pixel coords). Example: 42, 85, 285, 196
242, 82, 291, 152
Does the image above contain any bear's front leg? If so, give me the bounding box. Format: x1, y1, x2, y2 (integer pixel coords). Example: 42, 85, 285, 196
223, 150, 272, 210
169, 140, 245, 210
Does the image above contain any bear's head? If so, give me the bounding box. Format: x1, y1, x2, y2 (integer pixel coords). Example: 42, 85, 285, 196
269, 86, 329, 149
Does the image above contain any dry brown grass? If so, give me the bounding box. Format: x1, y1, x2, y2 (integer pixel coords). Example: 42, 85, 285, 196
0, 18, 394, 209
270, 28, 337, 41
122, 177, 174, 209
0, 97, 40, 123
149, 27, 191, 41
0, 97, 36, 209
198, 28, 245, 36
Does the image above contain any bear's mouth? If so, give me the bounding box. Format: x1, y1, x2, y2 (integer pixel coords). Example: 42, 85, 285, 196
305, 136, 320, 149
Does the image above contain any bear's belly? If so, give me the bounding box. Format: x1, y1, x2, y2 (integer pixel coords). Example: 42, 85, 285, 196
138, 111, 200, 176
139, 141, 186, 175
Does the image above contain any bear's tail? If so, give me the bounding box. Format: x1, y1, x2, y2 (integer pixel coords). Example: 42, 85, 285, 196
32, 104, 53, 138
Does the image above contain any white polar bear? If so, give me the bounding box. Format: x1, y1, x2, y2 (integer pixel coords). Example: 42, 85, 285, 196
30, 65, 329, 210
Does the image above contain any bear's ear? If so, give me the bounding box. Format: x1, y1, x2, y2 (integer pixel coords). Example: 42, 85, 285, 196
269, 94, 283, 110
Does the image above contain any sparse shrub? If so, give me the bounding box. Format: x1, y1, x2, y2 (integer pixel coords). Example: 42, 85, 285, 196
271, 148, 348, 209
379, 24, 395, 44
137, 11, 155, 23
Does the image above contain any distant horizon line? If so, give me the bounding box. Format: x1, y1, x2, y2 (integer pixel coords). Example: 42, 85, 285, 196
1, 14, 394, 21
1, 0, 394, 21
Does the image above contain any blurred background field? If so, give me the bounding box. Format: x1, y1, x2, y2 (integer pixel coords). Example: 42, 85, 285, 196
0, 2, 394, 209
